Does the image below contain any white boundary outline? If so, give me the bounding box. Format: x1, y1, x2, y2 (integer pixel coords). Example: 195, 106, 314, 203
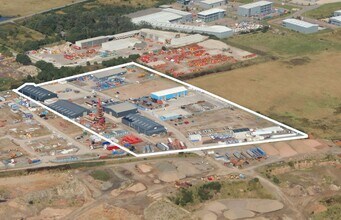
13, 62, 308, 158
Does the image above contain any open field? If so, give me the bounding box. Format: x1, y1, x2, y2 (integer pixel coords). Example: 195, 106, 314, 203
97, 0, 157, 7
0, 0, 81, 17
304, 2, 341, 18
189, 52, 341, 139
225, 29, 341, 58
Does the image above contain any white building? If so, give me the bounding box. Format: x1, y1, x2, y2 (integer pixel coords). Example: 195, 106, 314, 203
75, 36, 109, 48
132, 11, 183, 24
238, 1, 273, 17
162, 8, 193, 22
330, 15, 341, 26
198, 8, 226, 22
199, 0, 227, 9
282, 18, 318, 34
334, 10, 341, 17
101, 38, 142, 51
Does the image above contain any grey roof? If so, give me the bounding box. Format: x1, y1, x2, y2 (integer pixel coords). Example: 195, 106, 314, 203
48, 99, 89, 118
283, 18, 318, 28
239, 1, 272, 9
104, 102, 137, 113
94, 67, 127, 79
123, 114, 165, 130
19, 85, 57, 100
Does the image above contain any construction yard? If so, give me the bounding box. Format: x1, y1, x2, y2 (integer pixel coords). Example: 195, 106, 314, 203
18, 63, 306, 155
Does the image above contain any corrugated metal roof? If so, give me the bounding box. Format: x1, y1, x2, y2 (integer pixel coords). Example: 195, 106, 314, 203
283, 18, 318, 28
151, 86, 187, 97
170, 34, 207, 47
19, 85, 57, 100
132, 11, 182, 24
48, 99, 89, 118
124, 114, 165, 130
162, 8, 192, 16
76, 36, 109, 44
239, 1, 272, 9
105, 102, 137, 113
101, 38, 142, 51
198, 8, 225, 16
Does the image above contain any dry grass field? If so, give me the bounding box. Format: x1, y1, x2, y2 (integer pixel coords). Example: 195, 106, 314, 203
0, 0, 79, 17
189, 52, 341, 139
97, 0, 157, 7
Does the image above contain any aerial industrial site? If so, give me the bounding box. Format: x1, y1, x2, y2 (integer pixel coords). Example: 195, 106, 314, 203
0, 0, 340, 219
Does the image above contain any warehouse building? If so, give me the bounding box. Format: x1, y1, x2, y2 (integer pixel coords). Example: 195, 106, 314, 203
282, 18, 318, 34
19, 85, 58, 102
330, 16, 341, 26
199, 0, 227, 9
132, 11, 183, 24
145, 22, 233, 38
238, 1, 273, 17
334, 10, 341, 17
94, 67, 127, 80
75, 36, 109, 49
103, 102, 138, 118
122, 114, 167, 136
198, 8, 226, 22
101, 38, 142, 52
162, 8, 193, 22
170, 34, 208, 48
151, 86, 188, 101
48, 99, 91, 119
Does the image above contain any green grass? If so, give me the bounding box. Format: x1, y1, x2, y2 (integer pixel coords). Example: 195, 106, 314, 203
235, 0, 253, 3
226, 30, 341, 57
90, 170, 111, 181
313, 196, 341, 220
273, 3, 301, 11
304, 2, 341, 19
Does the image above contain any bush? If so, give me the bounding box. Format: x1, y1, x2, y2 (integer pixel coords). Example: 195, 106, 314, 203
16, 54, 31, 65
174, 189, 193, 206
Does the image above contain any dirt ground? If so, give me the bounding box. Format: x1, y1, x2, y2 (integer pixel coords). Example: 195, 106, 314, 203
189, 52, 341, 139
0, 0, 80, 17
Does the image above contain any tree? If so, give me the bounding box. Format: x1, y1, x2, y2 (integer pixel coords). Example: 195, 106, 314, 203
16, 54, 31, 65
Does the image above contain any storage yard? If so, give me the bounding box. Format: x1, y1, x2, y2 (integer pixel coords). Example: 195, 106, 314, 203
15, 63, 306, 156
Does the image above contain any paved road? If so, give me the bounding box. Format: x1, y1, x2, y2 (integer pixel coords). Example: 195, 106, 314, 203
0, 0, 89, 25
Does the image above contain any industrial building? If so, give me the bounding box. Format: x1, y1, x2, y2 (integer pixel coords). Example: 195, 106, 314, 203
145, 22, 233, 38
19, 85, 58, 102
330, 16, 341, 26
140, 29, 183, 43
132, 11, 183, 24
150, 86, 188, 101
282, 19, 318, 34
103, 102, 138, 118
198, 8, 226, 22
48, 99, 91, 118
75, 36, 109, 49
334, 10, 341, 17
101, 38, 142, 52
169, 34, 208, 48
177, 0, 190, 5
162, 8, 193, 22
122, 114, 167, 136
94, 67, 127, 80
238, 1, 273, 17
199, 0, 227, 9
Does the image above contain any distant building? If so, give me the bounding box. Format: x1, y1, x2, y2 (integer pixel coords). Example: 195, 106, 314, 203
75, 36, 109, 49
238, 1, 273, 17
330, 16, 341, 26
122, 114, 167, 136
101, 38, 142, 52
162, 8, 193, 22
282, 18, 318, 34
19, 85, 58, 102
199, 0, 227, 9
94, 67, 127, 80
103, 102, 138, 118
48, 99, 91, 118
334, 10, 341, 17
150, 86, 188, 101
177, 0, 190, 5
198, 8, 226, 22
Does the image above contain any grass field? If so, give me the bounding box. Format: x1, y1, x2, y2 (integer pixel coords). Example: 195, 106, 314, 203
97, 0, 157, 7
0, 0, 80, 17
225, 29, 341, 58
189, 52, 341, 139
304, 2, 341, 19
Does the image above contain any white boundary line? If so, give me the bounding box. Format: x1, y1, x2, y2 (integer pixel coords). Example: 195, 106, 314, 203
13, 62, 308, 158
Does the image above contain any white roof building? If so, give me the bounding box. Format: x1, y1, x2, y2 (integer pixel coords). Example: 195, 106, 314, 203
239, 0, 272, 9
198, 8, 225, 16
330, 15, 341, 26
169, 34, 208, 48
334, 10, 341, 16
151, 86, 188, 97
282, 18, 318, 33
132, 11, 182, 24
101, 38, 142, 51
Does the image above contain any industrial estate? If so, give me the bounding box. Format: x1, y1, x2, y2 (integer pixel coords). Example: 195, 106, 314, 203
0, 0, 340, 219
